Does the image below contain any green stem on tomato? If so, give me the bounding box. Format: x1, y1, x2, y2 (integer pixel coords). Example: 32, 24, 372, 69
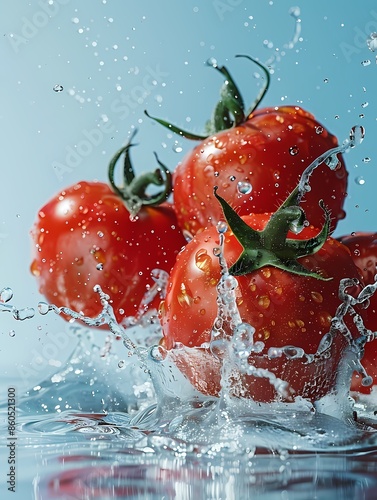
235, 54, 271, 117
205, 60, 245, 135
108, 131, 172, 217
144, 55, 271, 140
213, 186, 331, 280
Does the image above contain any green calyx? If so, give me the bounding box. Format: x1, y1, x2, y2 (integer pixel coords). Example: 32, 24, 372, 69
213, 186, 331, 280
108, 130, 172, 217
144, 54, 271, 141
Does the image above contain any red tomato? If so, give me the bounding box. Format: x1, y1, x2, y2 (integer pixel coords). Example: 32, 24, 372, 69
173, 106, 347, 237
337, 232, 377, 393
160, 207, 366, 403
30, 181, 186, 323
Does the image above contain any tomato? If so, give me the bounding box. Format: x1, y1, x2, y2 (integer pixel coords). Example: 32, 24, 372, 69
173, 106, 347, 237
30, 181, 186, 323
337, 232, 377, 393
160, 191, 366, 403
30, 139, 187, 324
146, 57, 348, 237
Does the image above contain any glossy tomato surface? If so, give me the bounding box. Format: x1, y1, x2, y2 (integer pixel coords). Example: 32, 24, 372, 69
173, 106, 348, 236
338, 232, 377, 393
31, 181, 187, 323
160, 214, 366, 402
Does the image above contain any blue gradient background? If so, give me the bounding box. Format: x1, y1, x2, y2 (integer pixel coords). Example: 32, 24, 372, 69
1, 0, 376, 391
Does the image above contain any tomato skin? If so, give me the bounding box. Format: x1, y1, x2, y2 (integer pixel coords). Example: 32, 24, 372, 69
337, 232, 377, 393
173, 106, 348, 236
338, 232, 377, 292
30, 181, 187, 323
160, 214, 365, 402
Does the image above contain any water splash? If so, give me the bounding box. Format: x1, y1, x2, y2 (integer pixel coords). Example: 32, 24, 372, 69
7, 266, 377, 458
295, 125, 364, 207
262, 7, 302, 68
122, 269, 169, 330
12, 129, 376, 457
0, 286, 35, 320
38, 287, 141, 360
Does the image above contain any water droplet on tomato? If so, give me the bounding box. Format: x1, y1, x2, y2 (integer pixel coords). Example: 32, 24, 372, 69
97, 231, 104, 238
310, 291, 323, 304
237, 181, 252, 195
195, 249, 212, 273
177, 283, 193, 307
203, 165, 214, 177
96, 263, 104, 271
216, 221, 228, 234
289, 146, 299, 156
315, 126, 324, 134
258, 296, 271, 309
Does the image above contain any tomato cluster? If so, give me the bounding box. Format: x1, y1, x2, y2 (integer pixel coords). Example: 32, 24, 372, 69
31, 57, 375, 402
